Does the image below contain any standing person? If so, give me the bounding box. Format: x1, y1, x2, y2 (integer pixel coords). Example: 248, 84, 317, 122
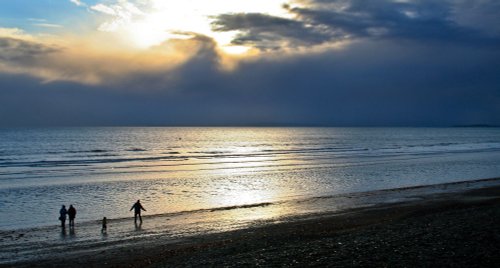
68, 205, 77, 227
101, 217, 107, 233
130, 200, 146, 223
59, 205, 67, 228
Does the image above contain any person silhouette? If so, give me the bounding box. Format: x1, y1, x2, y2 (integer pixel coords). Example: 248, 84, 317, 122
101, 217, 107, 233
130, 200, 146, 223
68, 205, 77, 227
59, 205, 67, 228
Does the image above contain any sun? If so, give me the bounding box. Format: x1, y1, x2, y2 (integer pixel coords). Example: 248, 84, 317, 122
115, 0, 290, 54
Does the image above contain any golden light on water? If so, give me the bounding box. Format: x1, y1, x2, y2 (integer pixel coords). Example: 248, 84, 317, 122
142, 128, 311, 225
199, 143, 286, 217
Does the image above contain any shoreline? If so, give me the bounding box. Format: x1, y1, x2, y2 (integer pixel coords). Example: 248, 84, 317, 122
3, 178, 500, 267
3, 176, 499, 232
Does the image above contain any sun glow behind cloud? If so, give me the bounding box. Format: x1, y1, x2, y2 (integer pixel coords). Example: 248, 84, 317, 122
92, 0, 290, 54
2, 0, 499, 89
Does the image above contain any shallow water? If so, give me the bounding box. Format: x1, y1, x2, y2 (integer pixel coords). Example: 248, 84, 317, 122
1, 127, 500, 230
1, 179, 499, 265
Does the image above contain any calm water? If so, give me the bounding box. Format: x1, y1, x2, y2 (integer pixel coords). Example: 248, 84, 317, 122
1, 127, 500, 230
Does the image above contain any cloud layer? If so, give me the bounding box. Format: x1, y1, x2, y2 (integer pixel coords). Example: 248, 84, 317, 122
0, 29, 216, 85
211, 0, 500, 50
0, 0, 499, 126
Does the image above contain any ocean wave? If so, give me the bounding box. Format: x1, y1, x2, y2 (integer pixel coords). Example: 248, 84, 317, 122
88, 201, 280, 225
0, 155, 183, 168
164, 151, 180, 154
126, 148, 147, 152
1, 141, 500, 169
70, 149, 109, 153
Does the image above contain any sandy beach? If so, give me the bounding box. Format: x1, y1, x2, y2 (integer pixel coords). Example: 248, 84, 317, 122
2, 178, 499, 267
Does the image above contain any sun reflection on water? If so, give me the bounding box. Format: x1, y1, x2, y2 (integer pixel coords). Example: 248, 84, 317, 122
138, 128, 318, 225
198, 141, 295, 222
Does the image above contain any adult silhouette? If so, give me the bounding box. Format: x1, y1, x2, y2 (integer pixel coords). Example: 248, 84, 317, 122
59, 205, 67, 228
130, 200, 146, 223
68, 205, 77, 227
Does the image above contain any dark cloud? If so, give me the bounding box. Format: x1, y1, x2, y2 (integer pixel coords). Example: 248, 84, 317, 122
211, 0, 500, 49
289, 0, 496, 43
2, 37, 499, 127
0, 37, 59, 62
211, 13, 333, 49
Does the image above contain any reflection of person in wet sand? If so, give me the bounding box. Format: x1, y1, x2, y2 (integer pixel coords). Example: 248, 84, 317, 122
130, 200, 146, 223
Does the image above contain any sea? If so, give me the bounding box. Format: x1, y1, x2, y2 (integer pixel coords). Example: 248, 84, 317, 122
1, 127, 500, 232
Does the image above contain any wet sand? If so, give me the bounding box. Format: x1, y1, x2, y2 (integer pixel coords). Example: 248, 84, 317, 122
3, 179, 500, 267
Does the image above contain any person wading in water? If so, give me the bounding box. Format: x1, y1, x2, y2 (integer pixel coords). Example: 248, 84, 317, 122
59, 205, 67, 228
130, 200, 146, 224
68, 205, 77, 228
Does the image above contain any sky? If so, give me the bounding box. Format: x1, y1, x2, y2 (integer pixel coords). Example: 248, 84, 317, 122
0, 0, 499, 127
